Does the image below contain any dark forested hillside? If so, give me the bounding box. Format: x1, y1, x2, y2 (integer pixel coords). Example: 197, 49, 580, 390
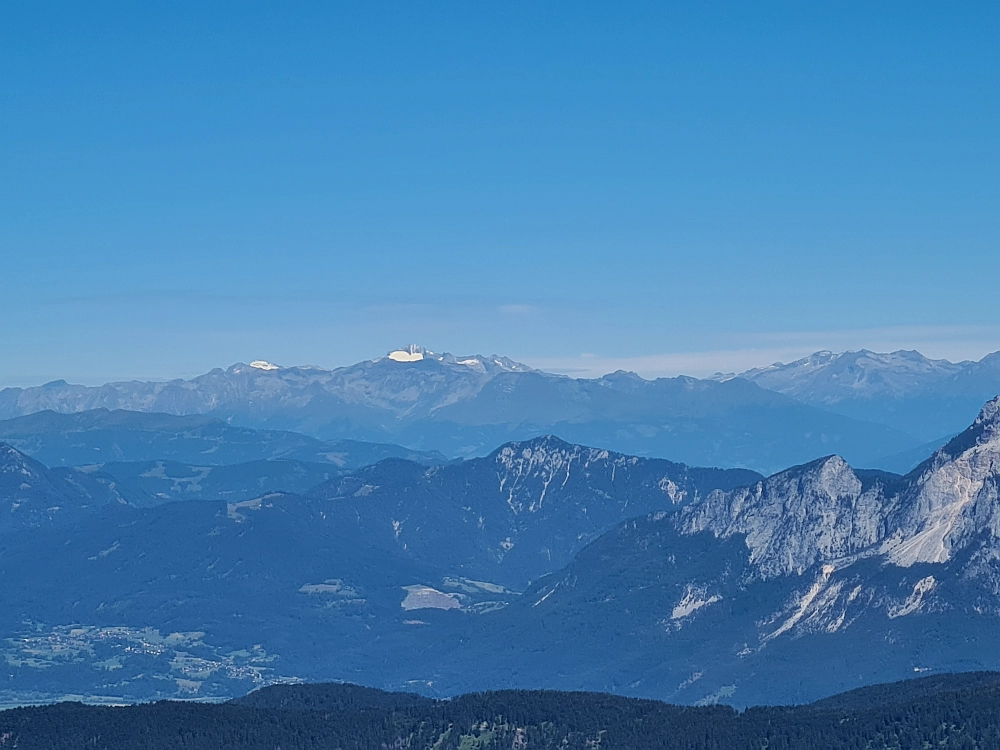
231, 681, 435, 712
4, 674, 1000, 750
809, 671, 1000, 710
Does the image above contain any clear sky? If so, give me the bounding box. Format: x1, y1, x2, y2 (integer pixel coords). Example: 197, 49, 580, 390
2, 2, 997, 385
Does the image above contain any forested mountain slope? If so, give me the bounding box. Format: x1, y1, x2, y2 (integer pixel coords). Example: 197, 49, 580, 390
5, 674, 1000, 750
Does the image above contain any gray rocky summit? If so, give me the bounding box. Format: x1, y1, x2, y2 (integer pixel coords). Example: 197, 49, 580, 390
683, 395, 1000, 578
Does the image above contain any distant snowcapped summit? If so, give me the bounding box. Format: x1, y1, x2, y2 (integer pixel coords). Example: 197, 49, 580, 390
740, 349, 968, 403
0, 347, 538, 443
729, 349, 1000, 441
249, 360, 281, 371
386, 345, 431, 362
383, 346, 532, 373
1, 346, 995, 472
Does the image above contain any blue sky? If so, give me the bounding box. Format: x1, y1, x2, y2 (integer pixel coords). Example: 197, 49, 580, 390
2, 2, 997, 385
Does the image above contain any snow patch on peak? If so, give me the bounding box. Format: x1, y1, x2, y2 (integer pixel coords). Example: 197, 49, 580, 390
387, 345, 432, 363
249, 360, 280, 371
388, 351, 423, 362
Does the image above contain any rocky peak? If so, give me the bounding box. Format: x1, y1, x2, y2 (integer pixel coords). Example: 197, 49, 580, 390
739, 349, 967, 404
381, 346, 531, 374
596, 370, 647, 394
0, 442, 41, 476
880, 395, 1000, 567
912, 395, 1000, 471
492, 437, 627, 514
976, 395, 1000, 431
682, 455, 887, 578
677, 395, 1000, 578
494, 435, 616, 467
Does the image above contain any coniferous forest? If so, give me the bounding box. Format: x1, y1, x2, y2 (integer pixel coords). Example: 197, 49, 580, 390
3, 673, 1000, 749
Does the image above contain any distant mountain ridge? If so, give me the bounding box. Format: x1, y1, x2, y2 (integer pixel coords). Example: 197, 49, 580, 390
0, 409, 445, 512
732, 348, 1000, 442
737, 349, 970, 401
0, 347, 931, 474
0, 408, 446, 468
0, 346, 530, 425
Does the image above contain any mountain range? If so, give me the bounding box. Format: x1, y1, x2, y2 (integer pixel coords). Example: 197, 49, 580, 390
409, 395, 1000, 705
0, 408, 446, 468
733, 348, 1000, 443
0, 432, 756, 704
8, 345, 998, 474
0, 409, 451, 510
308, 437, 761, 589
2, 393, 1000, 707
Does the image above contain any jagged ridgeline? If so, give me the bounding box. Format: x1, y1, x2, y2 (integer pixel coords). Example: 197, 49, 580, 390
2, 394, 1000, 707
4, 674, 1000, 749
441, 395, 1000, 705
736, 349, 1000, 444
1, 346, 967, 474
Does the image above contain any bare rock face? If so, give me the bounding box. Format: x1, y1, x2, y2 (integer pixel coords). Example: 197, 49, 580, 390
494, 437, 686, 515
658, 395, 1000, 672
679, 396, 1000, 581
882, 396, 1000, 567
683, 455, 889, 578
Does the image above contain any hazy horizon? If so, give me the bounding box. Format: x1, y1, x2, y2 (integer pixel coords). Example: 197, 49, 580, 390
3, 339, 998, 389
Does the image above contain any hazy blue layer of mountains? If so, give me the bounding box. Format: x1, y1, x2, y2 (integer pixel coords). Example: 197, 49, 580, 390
2, 392, 1000, 708
733, 348, 1000, 443
0, 408, 446, 468
5, 345, 998, 473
